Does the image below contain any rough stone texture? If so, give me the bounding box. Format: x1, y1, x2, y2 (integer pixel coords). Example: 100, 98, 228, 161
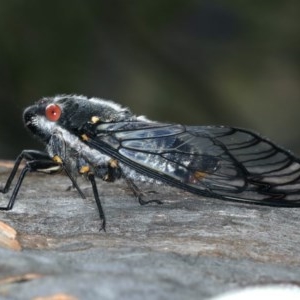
0, 161, 300, 299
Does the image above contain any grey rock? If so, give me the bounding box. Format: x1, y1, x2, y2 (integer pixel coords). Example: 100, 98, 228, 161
0, 164, 300, 299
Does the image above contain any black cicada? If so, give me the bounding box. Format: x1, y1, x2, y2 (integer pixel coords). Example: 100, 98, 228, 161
1, 95, 300, 230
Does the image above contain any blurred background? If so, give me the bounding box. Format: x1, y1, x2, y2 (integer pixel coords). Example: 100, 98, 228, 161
0, 0, 299, 159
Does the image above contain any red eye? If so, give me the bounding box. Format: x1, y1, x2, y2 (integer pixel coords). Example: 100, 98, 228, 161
45, 104, 62, 121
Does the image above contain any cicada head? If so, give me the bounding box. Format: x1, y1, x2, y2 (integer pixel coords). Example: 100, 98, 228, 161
23, 94, 133, 144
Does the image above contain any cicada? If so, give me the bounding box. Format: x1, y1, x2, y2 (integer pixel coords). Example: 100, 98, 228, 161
1, 95, 300, 230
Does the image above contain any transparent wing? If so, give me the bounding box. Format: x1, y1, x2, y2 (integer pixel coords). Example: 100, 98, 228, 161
82, 121, 300, 206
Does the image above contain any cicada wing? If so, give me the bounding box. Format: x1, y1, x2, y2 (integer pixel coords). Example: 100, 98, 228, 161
208, 127, 300, 203
83, 121, 300, 206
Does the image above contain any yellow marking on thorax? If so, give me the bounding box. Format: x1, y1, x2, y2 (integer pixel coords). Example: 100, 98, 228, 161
79, 165, 90, 174
81, 134, 89, 141
109, 159, 118, 168
91, 116, 101, 124
53, 155, 63, 164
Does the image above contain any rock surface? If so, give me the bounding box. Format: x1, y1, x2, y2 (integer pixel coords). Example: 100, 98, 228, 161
0, 161, 300, 299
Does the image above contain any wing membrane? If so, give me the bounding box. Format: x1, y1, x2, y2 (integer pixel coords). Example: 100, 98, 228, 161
82, 121, 300, 206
